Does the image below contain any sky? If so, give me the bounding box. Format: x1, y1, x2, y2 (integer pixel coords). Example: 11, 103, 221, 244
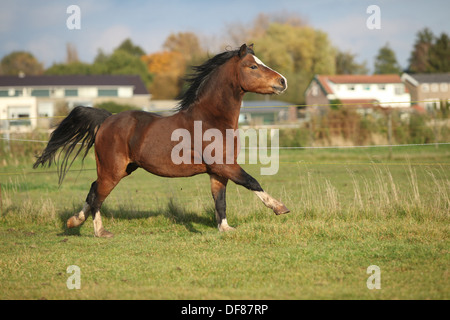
1, 0, 449, 73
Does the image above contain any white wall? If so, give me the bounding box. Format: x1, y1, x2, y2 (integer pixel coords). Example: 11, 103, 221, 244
328, 82, 411, 108
0, 97, 37, 132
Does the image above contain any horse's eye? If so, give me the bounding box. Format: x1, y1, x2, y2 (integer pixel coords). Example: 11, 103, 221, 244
250, 65, 258, 70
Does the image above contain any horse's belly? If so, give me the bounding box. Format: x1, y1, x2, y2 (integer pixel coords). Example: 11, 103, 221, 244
140, 161, 207, 178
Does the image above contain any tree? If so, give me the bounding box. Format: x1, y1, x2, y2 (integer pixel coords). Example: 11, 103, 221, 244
408, 27, 434, 73
44, 61, 93, 75
163, 32, 204, 63
115, 38, 146, 57
66, 43, 79, 64
45, 41, 152, 87
374, 43, 401, 74
428, 33, 450, 72
141, 51, 186, 99
94, 49, 152, 86
335, 50, 368, 75
249, 22, 336, 103
0, 51, 44, 75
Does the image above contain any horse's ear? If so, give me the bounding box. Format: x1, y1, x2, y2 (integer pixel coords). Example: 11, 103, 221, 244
238, 44, 248, 58
248, 43, 254, 50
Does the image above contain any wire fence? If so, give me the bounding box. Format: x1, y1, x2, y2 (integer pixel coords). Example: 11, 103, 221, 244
0, 99, 448, 122
1, 99, 449, 177
1, 135, 449, 177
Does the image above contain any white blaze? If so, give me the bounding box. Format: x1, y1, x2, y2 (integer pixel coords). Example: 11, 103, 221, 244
252, 55, 288, 90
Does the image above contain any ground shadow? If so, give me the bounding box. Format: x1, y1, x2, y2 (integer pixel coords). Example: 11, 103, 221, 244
57, 198, 216, 236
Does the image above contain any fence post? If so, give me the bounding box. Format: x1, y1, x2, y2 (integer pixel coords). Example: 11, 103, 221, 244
387, 109, 393, 159
0, 183, 2, 216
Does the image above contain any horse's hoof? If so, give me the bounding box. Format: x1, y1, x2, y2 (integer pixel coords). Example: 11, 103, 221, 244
218, 225, 236, 232
95, 229, 114, 238
274, 204, 290, 215
67, 216, 83, 229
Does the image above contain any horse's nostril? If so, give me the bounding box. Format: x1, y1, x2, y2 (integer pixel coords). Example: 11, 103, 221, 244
280, 77, 286, 86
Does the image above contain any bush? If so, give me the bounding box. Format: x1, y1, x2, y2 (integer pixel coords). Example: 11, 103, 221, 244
94, 101, 139, 114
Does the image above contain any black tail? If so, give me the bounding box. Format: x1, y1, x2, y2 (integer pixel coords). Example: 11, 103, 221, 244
33, 106, 112, 185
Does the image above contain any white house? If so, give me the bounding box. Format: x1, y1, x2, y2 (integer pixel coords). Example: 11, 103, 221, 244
0, 74, 151, 133
305, 74, 411, 111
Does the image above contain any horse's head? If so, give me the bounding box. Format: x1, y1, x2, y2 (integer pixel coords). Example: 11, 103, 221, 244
237, 44, 287, 95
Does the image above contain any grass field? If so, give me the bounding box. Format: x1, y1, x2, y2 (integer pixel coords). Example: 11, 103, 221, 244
0, 143, 449, 300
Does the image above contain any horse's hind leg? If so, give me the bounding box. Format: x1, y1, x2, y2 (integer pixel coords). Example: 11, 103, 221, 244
210, 174, 233, 232
88, 178, 119, 238
66, 163, 136, 237
67, 202, 90, 229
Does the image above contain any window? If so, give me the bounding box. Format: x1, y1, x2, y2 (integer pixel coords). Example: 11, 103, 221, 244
65, 89, 78, 97
311, 84, 318, 96
347, 84, 355, 91
394, 84, 404, 95
422, 84, 429, 93
431, 83, 439, 92
440, 83, 448, 92
378, 84, 386, 90
424, 99, 439, 112
363, 84, 371, 91
31, 89, 50, 97
98, 89, 118, 97
8, 106, 31, 126
1, 89, 22, 96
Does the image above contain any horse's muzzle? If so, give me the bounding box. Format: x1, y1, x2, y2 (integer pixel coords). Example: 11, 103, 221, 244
272, 77, 287, 94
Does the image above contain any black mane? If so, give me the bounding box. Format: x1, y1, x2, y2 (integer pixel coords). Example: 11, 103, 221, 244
175, 46, 255, 111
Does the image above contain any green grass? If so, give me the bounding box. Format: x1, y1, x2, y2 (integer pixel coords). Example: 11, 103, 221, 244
0, 145, 449, 299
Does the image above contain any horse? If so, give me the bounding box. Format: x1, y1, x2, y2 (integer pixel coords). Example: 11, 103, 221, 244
33, 44, 289, 238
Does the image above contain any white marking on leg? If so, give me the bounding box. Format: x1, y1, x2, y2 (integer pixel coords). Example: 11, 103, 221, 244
218, 218, 235, 232
93, 210, 104, 237
254, 191, 280, 209
78, 202, 89, 221
92, 210, 113, 237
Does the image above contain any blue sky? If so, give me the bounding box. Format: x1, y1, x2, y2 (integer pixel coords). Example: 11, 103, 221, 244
1, 0, 449, 72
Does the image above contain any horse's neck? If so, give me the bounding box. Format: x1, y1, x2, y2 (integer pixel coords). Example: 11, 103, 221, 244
189, 67, 243, 129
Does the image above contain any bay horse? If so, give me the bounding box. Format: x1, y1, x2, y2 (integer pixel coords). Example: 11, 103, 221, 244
33, 44, 289, 237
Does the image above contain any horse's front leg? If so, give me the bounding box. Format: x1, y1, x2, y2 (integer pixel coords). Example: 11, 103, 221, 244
213, 164, 290, 215
209, 173, 234, 232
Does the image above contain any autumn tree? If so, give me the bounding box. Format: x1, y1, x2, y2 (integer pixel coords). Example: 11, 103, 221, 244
408, 28, 434, 73
66, 43, 79, 64
141, 51, 186, 99
0, 51, 44, 75
142, 32, 206, 99
163, 32, 204, 64
247, 21, 336, 103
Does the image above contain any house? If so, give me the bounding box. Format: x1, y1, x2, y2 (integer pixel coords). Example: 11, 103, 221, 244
239, 100, 296, 125
305, 74, 411, 113
401, 73, 450, 112
0, 74, 151, 133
